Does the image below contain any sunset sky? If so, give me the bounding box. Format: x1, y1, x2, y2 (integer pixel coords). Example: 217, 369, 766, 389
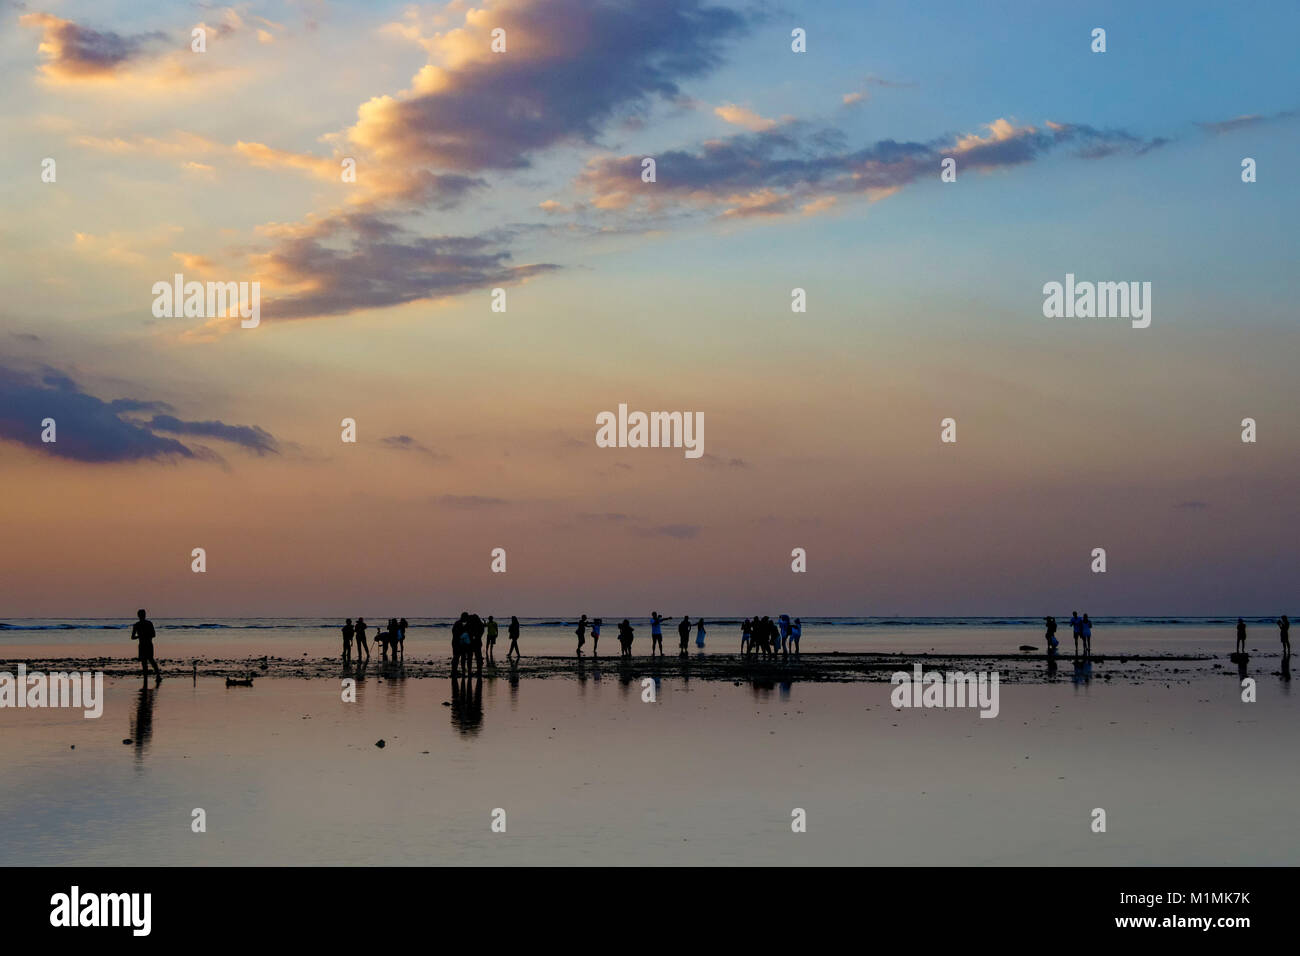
1, 0, 1297, 617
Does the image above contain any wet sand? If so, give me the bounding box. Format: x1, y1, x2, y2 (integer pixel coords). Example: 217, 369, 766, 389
1, 648, 1266, 685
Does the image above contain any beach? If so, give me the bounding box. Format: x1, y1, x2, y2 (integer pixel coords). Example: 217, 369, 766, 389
2, 618, 1296, 866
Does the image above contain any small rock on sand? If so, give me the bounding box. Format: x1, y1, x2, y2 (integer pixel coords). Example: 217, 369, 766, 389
375, 739, 385, 748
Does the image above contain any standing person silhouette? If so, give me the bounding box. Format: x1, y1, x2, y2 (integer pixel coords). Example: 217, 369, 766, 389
741, 618, 752, 655
677, 616, 691, 656
354, 617, 370, 662
485, 615, 499, 660
1280, 615, 1291, 655
695, 617, 706, 648
618, 619, 634, 658
790, 617, 802, 654
591, 617, 602, 655
506, 615, 521, 659
131, 609, 162, 683
397, 617, 408, 660
650, 612, 666, 656
341, 618, 354, 664
575, 614, 589, 656
1236, 617, 1247, 654
1081, 613, 1093, 656
1070, 611, 1082, 655
1045, 616, 1058, 652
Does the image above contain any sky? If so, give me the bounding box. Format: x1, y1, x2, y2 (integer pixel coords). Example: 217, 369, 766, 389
1, 0, 1297, 617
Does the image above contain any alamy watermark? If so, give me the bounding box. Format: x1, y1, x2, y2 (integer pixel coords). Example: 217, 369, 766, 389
890, 663, 1000, 718
1042, 273, 1151, 329
595, 403, 704, 459
152, 273, 260, 328
50, 886, 150, 936
0, 664, 103, 718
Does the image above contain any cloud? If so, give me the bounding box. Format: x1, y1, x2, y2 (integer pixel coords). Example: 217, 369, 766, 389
244, 211, 558, 322
1196, 108, 1298, 135
436, 494, 508, 509
380, 434, 449, 461
349, 0, 749, 177
577, 511, 635, 522
20, 12, 166, 80
576, 117, 1166, 220
714, 103, 778, 131
645, 523, 702, 539
0, 363, 275, 463
146, 414, 278, 455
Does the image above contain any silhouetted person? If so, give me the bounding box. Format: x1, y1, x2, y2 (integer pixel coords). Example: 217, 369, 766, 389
1236, 617, 1247, 654
485, 615, 499, 660
341, 618, 354, 663
618, 619, 634, 658
695, 617, 707, 648
1070, 611, 1082, 656
1081, 613, 1093, 656
397, 617, 408, 661
575, 614, 589, 656
591, 617, 602, 655
1280, 615, 1291, 654
741, 618, 752, 655
678, 616, 691, 656
131, 609, 162, 683
790, 617, 802, 654
355, 617, 370, 662
778, 614, 791, 654
1045, 616, 1058, 652
452, 612, 468, 675
467, 612, 485, 677
650, 612, 666, 656
506, 615, 521, 660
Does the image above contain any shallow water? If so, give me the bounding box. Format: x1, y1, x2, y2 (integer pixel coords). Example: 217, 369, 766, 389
1, 666, 1296, 866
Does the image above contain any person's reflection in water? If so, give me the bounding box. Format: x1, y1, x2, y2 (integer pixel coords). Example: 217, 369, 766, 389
129, 685, 157, 765
1045, 648, 1058, 680
1071, 657, 1092, 686
1281, 652, 1292, 692
1236, 654, 1249, 681
751, 677, 775, 699
507, 655, 521, 706
616, 658, 633, 698
779, 680, 792, 700
449, 675, 483, 736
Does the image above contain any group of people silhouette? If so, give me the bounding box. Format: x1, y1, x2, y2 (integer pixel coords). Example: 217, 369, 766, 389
1043, 612, 1094, 655
1235, 615, 1290, 655
571, 613, 718, 658
340, 617, 409, 664
740, 614, 802, 658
